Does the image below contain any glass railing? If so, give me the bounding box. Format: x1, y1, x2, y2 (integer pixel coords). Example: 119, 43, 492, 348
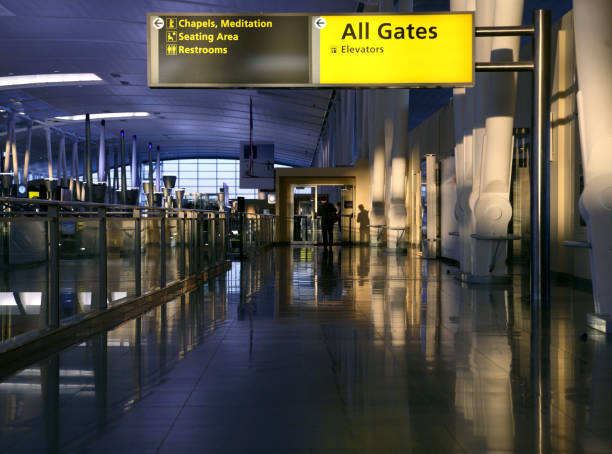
227, 212, 277, 257
0, 197, 276, 347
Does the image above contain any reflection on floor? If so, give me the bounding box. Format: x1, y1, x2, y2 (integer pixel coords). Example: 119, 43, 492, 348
0, 245, 611, 453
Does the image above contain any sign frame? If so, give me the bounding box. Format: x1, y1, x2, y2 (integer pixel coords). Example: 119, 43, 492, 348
147, 11, 475, 89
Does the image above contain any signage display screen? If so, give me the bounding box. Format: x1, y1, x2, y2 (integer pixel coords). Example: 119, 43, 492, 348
148, 13, 473, 88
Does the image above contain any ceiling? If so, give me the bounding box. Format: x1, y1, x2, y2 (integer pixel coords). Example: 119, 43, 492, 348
0, 0, 361, 174
0, 0, 572, 176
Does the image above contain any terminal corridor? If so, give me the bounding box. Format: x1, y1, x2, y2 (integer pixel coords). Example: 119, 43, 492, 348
0, 246, 610, 453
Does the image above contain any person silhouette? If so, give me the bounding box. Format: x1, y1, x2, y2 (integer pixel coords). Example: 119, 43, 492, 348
357, 204, 370, 243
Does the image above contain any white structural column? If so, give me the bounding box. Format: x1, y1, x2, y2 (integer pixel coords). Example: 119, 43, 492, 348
155, 146, 161, 192
471, 0, 523, 280
3, 115, 14, 173
98, 120, 106, 183
451, 0, 469, 270
386, 0, 412, 250
23, 121, 32, 182
468, 0, 494, 276
45, 127, 53, 180
460, 0, 477, 270
384, 91, 395, 216
388, 90, 409, 249
10, 124, 18, 183
70, 140, 78, 192
573, 0, 612, 322
59, 134, 67, 186
369, 90, 387, 245
131, 135, 138, 187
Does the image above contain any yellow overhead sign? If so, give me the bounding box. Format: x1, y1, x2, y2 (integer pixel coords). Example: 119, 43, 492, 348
314, 13, 473, 86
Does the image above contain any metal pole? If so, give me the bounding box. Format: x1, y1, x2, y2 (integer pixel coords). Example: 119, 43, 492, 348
530, 9, 551, 305
85, 114, 92, 202
120, 130, 127, 204
97, 207, 107, 310
180, 214, 186, 279
148, 143, 154, 207
135, 214, 142, 296
47, 206, 60, 328
160, 213, 166, 287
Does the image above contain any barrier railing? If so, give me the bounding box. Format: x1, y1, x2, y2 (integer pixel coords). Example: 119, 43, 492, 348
227, 212, 277, 257
0, 197, 275, 345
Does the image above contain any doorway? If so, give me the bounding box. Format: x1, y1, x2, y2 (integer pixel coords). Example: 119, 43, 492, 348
291, 184, 354, 245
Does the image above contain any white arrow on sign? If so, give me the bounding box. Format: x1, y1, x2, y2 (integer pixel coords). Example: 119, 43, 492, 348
152, 17, 165, 29
314, 17, 326, 29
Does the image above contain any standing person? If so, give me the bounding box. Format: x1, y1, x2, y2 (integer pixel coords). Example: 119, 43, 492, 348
317, 198, 337, 249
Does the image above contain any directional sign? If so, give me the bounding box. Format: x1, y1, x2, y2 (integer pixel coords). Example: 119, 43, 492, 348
315, 14, 473, 85
147, 13, 473, 88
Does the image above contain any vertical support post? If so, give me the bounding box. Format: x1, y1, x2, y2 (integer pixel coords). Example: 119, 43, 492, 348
210, 214, 216, 265
530, 9, 551, 306
85, 114, 92, 202
194, 216, 200, 272
47, 206, 60, 328
97, 207, 107, 310
134, 211, 141, 296
120, 130, 127, 204
148, 143, 154, 207
160, 212, 166, 287
180, 213, 186, 279
530, 11, 552, 454
239, 213, 245, 258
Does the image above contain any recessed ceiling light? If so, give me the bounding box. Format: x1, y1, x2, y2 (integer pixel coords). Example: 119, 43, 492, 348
0, 73, 103, 90
54, 112, 150, 121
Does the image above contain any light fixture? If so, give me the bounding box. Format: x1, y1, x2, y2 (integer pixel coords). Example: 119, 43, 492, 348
0, 73, 103, 90
54, 112, 150, 121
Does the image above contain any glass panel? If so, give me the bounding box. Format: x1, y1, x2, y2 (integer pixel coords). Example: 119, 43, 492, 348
59, 218, 100, 320
107, 218, 137, 305
142, 217, 161, 293
199, 162, 216, 171
166, 218, 179, 283
217, 171, 235, 181
0, 219, 48, 343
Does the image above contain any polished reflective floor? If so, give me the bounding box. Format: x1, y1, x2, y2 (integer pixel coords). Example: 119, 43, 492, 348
1, 245, 611, 453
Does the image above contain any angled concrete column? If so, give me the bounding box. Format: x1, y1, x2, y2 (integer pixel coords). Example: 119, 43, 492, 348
23, 122, 32, 182
470, 0, 523, 282
388, 89, 409, 250
356, 90, 368, 161
45, 127, 53, 180
131, 135, 138, 187
369, 90, 387, 245
383, 91, 395, 228
573, 0, 612, 329
452, 0, 479, 273
451, 1, 468, 269
98, 120, 106, 183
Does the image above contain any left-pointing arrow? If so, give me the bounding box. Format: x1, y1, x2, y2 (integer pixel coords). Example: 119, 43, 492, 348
153, 17, 165, 29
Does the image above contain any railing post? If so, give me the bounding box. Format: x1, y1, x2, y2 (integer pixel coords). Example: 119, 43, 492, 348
134, 210, 141, 296
180, 212, 186, 279
47, 205, 60, 328
195, 215, 200, 272
97, 207, 107, 310
160, 211, 166, 287
210, 213, 216, 265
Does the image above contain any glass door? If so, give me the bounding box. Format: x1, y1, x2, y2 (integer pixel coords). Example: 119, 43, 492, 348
292, 185, 318, 244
